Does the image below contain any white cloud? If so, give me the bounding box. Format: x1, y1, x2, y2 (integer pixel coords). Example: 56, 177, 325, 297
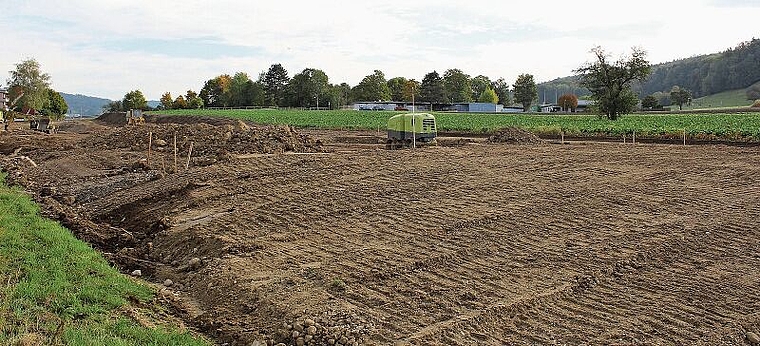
1, 0, 758, 100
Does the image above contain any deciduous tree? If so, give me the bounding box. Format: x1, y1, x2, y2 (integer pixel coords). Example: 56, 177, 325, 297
670, 86, 691, 110
641, 95, 659, 110
160, 92, 174, 110
420, 71, 446, 104
558, 93, 578, 112
575, 46, 651, 120
402, 79, 421, 103
6, 58, 51, 112
173, 95, 187, 109
513, 74, 537, 112
478, 87, 499, 104
185, 90, 204, 109
387, 77, 408, 101
42, 89, 68, 119
443, 69, 472, 103
471, 75, 492, 101
492, 77, 511, 106
122, 90, 148, 110
352, 70, 390, 102
286, 68, 330, 107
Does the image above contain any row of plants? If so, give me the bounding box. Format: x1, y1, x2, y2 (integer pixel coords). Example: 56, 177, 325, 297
153, 109, 760, 141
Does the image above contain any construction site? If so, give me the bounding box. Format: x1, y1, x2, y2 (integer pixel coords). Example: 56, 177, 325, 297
1, 114, 759, 345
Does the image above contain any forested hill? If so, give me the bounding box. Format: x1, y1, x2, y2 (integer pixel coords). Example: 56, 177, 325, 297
538, 38, 760, 102
60, 93, 112, 116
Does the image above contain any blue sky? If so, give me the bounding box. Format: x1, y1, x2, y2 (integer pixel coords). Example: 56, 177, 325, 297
2, 0, 758, 100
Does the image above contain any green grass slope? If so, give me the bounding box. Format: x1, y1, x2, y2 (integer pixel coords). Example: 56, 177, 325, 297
0, 173, 210, 346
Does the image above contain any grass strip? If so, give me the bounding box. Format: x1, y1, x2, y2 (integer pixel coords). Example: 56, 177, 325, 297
0, 173, 210, 345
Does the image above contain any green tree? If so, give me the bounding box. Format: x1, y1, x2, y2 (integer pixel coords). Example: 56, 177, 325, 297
471, 75, 492, 101
160, 92, 173, 110
420, 71, 446, 104
641, 95, 659, 110
122, 90, 148, 110
576, 46, 651, 120
387, 77, 408, 101
513, 74, 537, 112
328, 83, 352, 109
185, 90, 204, 109
6, 58, 51, 112
262, 63, 289, 107
229, 72, 253, 107
352, 70, 390, 101
173, 95, 187, 109
41, 89, 68, 119
243, 82, 265, 107
557, 93, 578, 112
670, 86, 691, 110
478, 87, 499, 104
103, 100, 123, 112
492, 77, 512, 106
199, 75, 232, 107
443, 69, 472, 103
286, 68, 330, 108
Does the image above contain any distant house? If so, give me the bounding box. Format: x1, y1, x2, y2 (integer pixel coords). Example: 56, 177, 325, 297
0, 88, 7, 111
353, 101, 431, 112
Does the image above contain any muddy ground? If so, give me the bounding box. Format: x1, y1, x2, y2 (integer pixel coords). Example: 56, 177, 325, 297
1, 116, 760, 345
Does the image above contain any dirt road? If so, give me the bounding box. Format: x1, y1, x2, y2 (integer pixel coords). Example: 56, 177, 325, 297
2, 117, 759, 345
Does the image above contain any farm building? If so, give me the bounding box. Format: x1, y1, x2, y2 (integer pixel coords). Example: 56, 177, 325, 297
453, 103, 503, 113
353, 101, 431, 111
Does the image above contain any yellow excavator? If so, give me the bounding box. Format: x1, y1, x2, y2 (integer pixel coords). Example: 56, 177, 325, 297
126, 109, 145, 125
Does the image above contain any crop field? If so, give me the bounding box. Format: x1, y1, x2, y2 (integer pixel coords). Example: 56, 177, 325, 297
1, 115, 760, 345
154, 109, 760, 141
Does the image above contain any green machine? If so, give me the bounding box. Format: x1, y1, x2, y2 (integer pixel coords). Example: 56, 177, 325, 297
386, 113, 437, 149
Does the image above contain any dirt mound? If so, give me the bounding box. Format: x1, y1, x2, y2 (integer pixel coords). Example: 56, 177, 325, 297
95, 112, 128, 126
488, 127, 542, 144
84, 122, 324, 163
146, 114, 251, 127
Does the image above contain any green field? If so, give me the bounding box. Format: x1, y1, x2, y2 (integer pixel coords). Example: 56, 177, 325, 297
0, 174, 210, 346
690, 88, 755, 109
154, 109, 760, 141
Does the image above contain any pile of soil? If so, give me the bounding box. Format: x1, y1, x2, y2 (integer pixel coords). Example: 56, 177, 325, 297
84, 122, 324, 160
487, 127, 542, 144
96, 112, 128, 126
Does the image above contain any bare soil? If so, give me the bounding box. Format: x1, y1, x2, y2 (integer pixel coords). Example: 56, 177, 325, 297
2, 117, 760, 346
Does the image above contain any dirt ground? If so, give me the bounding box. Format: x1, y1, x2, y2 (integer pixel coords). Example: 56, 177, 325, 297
1, 116, 760, 346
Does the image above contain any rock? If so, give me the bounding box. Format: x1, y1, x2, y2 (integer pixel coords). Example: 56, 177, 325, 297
292, 331, 300, 339
62, 195, 76, 205
295, 337, 305, 346
189, 257, 201, 269
131, 270, 142, 277
154, 139, 168, 146
306, 325, 317, 335
305, 318, 315, 326
748, 332, 760, 344
163, 279, 173, 287
294, 323, 304, 332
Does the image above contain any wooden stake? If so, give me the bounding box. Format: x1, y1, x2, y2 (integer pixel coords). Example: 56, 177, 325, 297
173, 132, 178, 173
147, 131, 152, 166
623, 134, 626, 144
561, 131, 564, 144
683, 128, 686, 146
186, 142, 193, 170
633, 130, 636, 144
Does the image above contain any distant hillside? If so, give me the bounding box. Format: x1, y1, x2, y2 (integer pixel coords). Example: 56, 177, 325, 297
60, 93, 161, 115
61, 93, 111, 116
538, 38, 760, 103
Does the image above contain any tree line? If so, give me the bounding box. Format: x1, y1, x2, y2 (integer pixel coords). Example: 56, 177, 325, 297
150, 65, 548, 111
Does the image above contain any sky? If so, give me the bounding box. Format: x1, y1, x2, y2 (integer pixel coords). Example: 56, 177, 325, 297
2, 0, 759, 101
